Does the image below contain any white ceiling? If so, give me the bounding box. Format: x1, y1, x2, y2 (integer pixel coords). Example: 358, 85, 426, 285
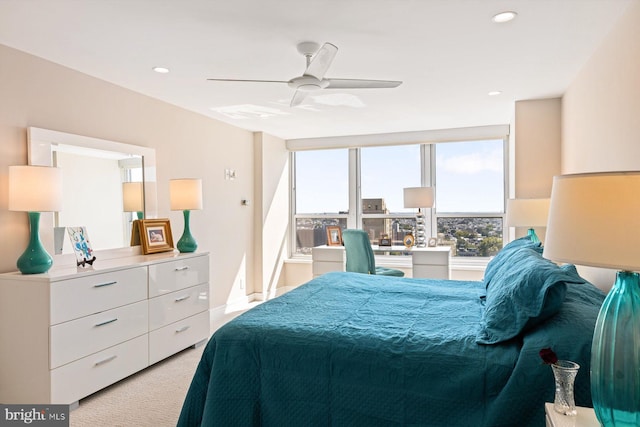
0, 0, 634, 140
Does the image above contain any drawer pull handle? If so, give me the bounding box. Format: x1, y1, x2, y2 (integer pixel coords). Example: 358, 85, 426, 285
174, 295, 190, 302
94, 355, 117, 366
94, 318, 118, 327
174, 266, 190, 272
176, 325, 190, 333
94, 281, 117, 288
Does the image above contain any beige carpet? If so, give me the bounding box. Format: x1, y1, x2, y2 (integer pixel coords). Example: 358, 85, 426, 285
69, 343, 205, 427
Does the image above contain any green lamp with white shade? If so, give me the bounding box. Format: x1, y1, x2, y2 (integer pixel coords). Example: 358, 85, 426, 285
122, 181, 144, 220
9, 165, 63, 274
170, 178, 202, 253
544, 171, 640, 427
506, 198, 550, 244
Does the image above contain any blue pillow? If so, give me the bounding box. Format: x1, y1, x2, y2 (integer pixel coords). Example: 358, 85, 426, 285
477, 248, 585, 344
483, 236, 542, 289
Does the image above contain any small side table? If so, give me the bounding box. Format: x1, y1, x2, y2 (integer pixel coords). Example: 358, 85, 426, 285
545, 403, 599, 427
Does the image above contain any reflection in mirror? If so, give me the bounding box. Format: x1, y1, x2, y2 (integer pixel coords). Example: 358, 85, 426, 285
27, 127, 157, 257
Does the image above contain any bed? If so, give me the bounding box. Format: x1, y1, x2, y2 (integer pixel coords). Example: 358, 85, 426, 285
177, 238, 605, 426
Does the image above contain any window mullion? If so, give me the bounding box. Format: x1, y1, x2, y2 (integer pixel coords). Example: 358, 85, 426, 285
350, 148, 360, 229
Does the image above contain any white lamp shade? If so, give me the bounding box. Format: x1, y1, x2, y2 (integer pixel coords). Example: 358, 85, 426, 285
403, 187, 434, 209
170, 178, 203, 210
506, 198, 550, 227
544, 171, 640, 271
122, 182, 144, 212
9, 165, 63, 212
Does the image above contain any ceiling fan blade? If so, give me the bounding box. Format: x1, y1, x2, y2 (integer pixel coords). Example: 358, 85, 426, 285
207, 78, 288, 83
325, 78, 402, 89
304, 43, 338, 80
290, 89, 308, 107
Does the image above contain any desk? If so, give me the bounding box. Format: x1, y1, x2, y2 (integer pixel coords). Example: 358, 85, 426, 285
311, 245, 451, 279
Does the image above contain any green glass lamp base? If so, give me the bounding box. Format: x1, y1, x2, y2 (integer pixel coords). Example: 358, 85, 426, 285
177, 210, 197, 253
17, 212, 53, 274
527, 228, 541, 244
591, 271, 640, 426
136, 211, 143, 220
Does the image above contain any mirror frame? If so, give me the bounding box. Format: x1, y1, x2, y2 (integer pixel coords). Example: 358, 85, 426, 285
27, 127, 157, 261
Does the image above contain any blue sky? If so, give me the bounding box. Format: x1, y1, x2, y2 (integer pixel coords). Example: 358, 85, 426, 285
296, 139, 504, 214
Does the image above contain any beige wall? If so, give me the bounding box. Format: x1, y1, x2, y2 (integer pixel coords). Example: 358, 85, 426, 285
510, 98, 562, 242
514, 98, 561, 198
562, 0, 640, 175
253, 132, 289, 298
0, 44, 257, 308
561, 1, 640, 290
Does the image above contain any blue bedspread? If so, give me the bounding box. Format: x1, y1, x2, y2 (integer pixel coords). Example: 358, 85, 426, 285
178, 272, 604, 426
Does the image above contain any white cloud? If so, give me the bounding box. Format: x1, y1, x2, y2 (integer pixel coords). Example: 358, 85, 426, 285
438, 148, 503, 174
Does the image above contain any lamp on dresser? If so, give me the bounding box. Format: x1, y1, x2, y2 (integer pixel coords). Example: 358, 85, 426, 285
170, 178, 203, 253
506, 198, 550, 244
403, 187, 434, 248
122, 181, 144, 219
8, 165, 63, 274
544, 171, 640, 427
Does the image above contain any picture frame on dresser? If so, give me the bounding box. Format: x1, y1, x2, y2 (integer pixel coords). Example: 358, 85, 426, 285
139, 219, 174, 254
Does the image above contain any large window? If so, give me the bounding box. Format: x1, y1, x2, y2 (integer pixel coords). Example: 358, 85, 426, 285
293, 149, 349, 254
434, 140, 505, 257
361, 145, 421, 246
291, 138, 507, 258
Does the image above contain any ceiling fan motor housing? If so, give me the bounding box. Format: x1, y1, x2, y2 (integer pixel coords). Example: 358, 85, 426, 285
288, 75, 329, 91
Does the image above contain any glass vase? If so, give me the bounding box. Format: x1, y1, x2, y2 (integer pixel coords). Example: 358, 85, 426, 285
591, 271, 640, 427
551, 360, 580, 416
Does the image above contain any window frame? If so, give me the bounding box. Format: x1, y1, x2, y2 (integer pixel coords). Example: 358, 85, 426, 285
289, 137, 509, 260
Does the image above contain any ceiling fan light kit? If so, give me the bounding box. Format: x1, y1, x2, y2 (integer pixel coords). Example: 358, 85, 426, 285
208, 41, 402, 107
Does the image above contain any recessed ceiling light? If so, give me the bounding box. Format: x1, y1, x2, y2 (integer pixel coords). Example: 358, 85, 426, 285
152, 66, 170, 74
492, 11, 517, 23
488, 91, 502, 96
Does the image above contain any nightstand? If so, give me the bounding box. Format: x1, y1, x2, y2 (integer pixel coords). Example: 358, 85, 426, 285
545, 403, 599, 427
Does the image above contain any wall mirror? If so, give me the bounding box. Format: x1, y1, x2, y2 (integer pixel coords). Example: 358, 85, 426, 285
28, 127, 157, 256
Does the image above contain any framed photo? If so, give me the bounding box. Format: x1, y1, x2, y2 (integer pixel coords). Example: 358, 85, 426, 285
139, 219, 174, 254
403, 233, 415, 248
67, 226, 96, 267
428, 237, 437, 247
326, 226, 343, 246
379, 234, 392, 247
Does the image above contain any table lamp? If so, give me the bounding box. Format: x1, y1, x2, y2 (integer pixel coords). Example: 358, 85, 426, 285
506, 198, 550, 244
9, 165, 63, 274
123, 182, 144, 220
544, 171, 640, 426
403, 187, 434, 248
170, 178, 202, 253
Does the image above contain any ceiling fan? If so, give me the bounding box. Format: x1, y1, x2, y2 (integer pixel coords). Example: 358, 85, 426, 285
207, 42, 402, 107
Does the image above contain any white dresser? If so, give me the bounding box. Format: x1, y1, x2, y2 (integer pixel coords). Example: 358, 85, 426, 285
311, 245, 451, 279
0, 251, 210, 405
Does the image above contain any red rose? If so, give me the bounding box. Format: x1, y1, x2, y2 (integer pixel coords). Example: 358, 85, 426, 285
539, 347, 558, 365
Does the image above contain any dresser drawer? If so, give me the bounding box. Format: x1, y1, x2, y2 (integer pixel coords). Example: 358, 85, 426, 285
50, 300, 148, 369
148, 283, 209, 331
148, 255, 209, 297
149, 311, 209, 365
50, 334, 148, 404
50, 267, 147, 325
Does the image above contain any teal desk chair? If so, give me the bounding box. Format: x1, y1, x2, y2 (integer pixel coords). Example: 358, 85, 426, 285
342, 229, 405, 277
